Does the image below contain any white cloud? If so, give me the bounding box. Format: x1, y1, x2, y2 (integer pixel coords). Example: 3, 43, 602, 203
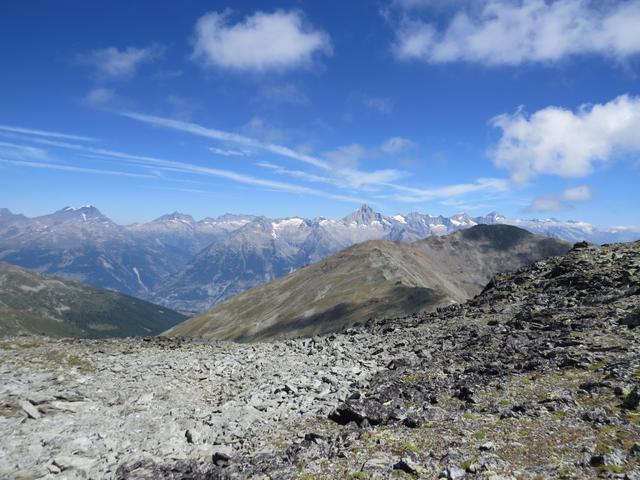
384, 177, 509, 202
526, 185, 593, 212
381, 136, 415, 154
256, 161, 337, 185
0, 158, 156, 179
363, 96, 394, 114
7, 135, 371, 205
0, 124, 96, 142
192, 10, 331, 72
491, 94, 640, 183
0, 141, 48, 160
210, 147, 251, 157
84, 87, 118, 107
242, 116, 286, 143
116, 110, 406, 189
78, 45, 164, 78
324, 144, 367, 169
562, 185, 592, 202
526, 195, 569, 213
392, 0, 640, 65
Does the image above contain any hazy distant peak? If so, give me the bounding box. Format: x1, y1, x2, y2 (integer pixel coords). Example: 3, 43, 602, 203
342, 204, 382, 225
50, 205, 110, 223
213, 213, 257, 223
153, 212, 196, 224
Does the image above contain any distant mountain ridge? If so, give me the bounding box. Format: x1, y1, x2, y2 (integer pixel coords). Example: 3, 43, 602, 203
0, 204, 638, 313
164, 224, 571, 341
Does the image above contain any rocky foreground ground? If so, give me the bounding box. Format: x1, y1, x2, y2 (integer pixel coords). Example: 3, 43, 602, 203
1, 240, 639, 479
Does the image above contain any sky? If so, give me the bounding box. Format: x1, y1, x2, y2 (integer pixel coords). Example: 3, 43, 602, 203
0, 0, 639, 225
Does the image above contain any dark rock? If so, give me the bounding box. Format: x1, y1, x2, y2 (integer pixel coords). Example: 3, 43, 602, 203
572, 241, 590, 250
329, 400, 392, 426
403, 415, 421, 428
212, 451, 231, 467
393, 457, 420, 474
623, 387, 640, 410
621, 308, 640, 328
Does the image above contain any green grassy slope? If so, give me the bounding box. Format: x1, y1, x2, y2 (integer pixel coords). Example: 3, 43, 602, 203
0, 262, 186, 337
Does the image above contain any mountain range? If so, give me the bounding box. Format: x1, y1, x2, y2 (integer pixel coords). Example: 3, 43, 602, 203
1, 204, 638, 313
165, 224, 570, 341
0, 261, 185, 337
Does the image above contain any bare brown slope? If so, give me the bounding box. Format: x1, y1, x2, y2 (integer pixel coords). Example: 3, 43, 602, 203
164, 225, 570, 341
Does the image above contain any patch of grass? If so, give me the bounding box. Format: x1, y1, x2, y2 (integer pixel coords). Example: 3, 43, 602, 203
38, 349, 95, 373
348, 473, 368, 480
597, 464, 625, 474
463, 411, 481, 421
552, 410, 567, 420
588, 360, 609, 372
472, 430, 486, 440
626, 412, 640, 426
461, 457, 477, 472
401, 441, 420, 453
557, 465, 572, 478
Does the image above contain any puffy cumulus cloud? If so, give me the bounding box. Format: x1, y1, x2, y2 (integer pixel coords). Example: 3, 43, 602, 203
490, 95, 640, 183
381, 136, 415, 154
392, 0, 640, 65
77, 45, 164, 78
526, 185, 593, 212
192, 10, 331, 72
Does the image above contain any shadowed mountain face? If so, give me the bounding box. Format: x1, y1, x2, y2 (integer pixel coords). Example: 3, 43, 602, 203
0, 262, 186, 337
0, 207, 253, 302
165, 225, 570, 341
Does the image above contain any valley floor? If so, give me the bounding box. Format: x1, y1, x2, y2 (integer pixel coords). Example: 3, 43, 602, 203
1, 241, 639, 479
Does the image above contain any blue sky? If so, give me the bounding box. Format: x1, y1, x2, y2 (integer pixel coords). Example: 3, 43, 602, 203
1, 0, 639, 225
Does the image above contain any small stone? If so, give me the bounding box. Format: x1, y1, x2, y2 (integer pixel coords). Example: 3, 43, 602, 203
447, 465, 466, 479
53, 455, 97, 471
212, 445, 234, 466
136, 392, 154, 405
19, 400, 41, 419
479, 441, 496, 451
621, 308, 640, 328
393, 457, 420, 474
623, 387, 640, 410
185, 429, 198, 444
404, 415, 421, 428
571, 241, 590, 250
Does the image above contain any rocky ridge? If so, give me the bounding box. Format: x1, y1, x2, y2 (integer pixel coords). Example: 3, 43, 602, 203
0, 240, 639, 479
166, 225, 569, 341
